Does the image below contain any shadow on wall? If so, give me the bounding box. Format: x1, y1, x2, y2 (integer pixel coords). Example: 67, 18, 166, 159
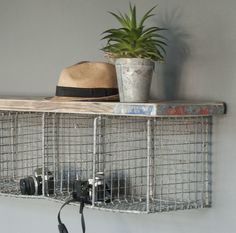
152, 8, 191, 100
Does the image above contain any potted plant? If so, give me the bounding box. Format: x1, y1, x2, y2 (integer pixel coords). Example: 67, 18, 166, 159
101, 3, 167, 103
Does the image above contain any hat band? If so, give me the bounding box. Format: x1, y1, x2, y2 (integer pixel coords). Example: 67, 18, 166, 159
56, 86, 118, 98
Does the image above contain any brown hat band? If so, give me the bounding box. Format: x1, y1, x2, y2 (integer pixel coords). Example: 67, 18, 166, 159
56, 86, 118, 98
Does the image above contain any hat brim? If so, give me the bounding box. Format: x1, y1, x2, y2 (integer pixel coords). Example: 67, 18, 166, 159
45, 94, 119, 102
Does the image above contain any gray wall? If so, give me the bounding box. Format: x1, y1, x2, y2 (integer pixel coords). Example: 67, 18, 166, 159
0, 0, 235, 233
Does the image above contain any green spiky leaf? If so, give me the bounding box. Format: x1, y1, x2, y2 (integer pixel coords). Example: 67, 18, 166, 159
101, 4, 168, 61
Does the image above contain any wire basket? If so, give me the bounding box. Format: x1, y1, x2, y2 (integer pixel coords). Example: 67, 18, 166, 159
0, 111, 212, 213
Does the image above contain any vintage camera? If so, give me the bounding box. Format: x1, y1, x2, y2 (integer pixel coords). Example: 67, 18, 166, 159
19, 168, 54, 195
72, 180, 91, 204
88, 172, 110, 203
72, 172, 110, 204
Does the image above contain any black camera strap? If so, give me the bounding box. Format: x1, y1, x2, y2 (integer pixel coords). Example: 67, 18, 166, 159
79, 201, 85, 233
57, 198, 86, 233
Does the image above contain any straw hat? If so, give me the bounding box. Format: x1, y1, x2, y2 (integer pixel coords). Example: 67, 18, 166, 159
49, 61, 119, 101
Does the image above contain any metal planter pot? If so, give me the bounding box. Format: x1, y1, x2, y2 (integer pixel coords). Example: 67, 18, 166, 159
115, 58, 155, 103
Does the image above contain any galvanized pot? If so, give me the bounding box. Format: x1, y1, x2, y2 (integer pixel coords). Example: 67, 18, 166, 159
115, 58, 155, 103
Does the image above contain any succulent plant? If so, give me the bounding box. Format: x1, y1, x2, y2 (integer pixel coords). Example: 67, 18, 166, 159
101, 4, 167, 61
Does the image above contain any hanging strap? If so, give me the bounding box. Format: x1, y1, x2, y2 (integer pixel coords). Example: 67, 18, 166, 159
79, 201, 86, 233
57, 198, 86, 233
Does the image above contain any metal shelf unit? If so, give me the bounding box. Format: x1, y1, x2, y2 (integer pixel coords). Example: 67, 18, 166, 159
0, 97, 225, 213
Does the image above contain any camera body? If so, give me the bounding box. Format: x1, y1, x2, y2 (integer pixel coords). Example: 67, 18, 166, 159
72, 180, 91, 204
72, 172, 110, 204
19, 168, 54, 195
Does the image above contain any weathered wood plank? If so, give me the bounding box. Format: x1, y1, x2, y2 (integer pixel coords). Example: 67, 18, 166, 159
0, 96, 226, 117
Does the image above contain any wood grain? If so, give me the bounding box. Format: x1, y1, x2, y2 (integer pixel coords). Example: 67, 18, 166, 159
0, 96, 226, 117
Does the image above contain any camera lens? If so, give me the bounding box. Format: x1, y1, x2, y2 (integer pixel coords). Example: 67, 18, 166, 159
19, 168, 54, 196
19, 178, 28, 195
20, 177, 36, 195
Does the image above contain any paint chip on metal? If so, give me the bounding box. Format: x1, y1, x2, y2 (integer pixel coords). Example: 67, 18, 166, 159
114, 104, 156, 115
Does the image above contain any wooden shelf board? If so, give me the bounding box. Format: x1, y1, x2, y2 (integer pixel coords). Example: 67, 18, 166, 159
0, 96, 226, 117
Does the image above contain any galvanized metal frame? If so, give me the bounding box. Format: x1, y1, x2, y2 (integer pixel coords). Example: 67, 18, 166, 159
0, 111, 212, 214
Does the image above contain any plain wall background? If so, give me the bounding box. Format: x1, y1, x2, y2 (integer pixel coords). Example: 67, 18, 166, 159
0, 0, 235, 232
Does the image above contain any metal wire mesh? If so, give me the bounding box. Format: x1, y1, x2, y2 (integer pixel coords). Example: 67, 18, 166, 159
151, 117, 211, 212
44, 113, 94, 199
0, 111, 212, 213
0, 112, 43, 195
